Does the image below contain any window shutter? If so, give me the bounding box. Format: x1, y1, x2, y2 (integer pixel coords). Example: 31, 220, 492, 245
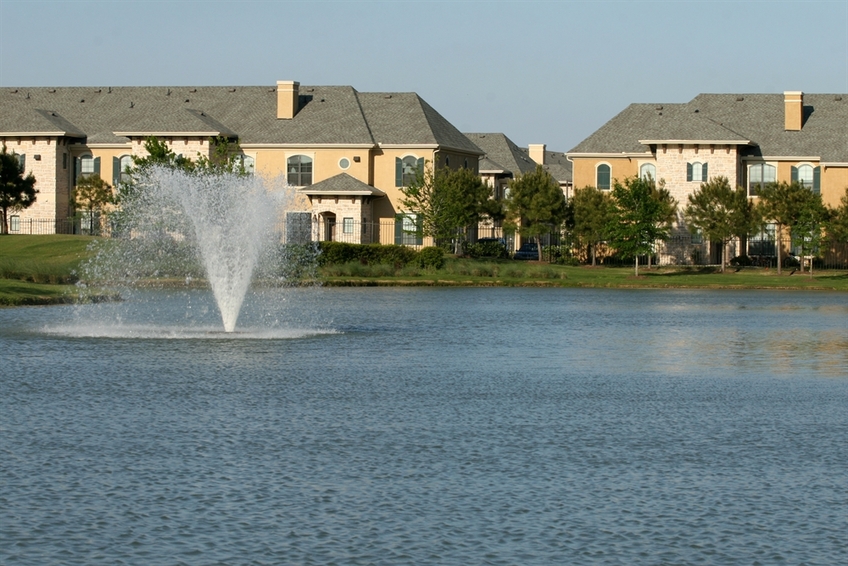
394, 214, 403, 244
686, 163, 693, 182
702, 163, 708, 180
813, 166, 821, 194
791, 166, 798, 183
93, 157, 101, 175
75, 157, 81, 184
417, 157, 424, 175
395, 157, 402, 187
113, 156, 121, 186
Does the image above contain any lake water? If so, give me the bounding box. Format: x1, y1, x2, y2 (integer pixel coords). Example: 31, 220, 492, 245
1, 287, 846, 565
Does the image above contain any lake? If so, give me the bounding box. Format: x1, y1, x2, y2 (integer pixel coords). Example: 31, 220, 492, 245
1, 287, 846, 564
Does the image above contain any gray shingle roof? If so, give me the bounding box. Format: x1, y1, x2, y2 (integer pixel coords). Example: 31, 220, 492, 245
0, 85, 483, 152
299, 173, 385, 196
464, 133, 537, 177
568, 93, 848, 162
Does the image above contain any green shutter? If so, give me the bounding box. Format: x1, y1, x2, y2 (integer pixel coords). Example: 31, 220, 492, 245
395, 157, 402, 187
702, 163, 708, 180
813, 166, 821, 194
113, 156, 121, 186
74, 157, 81, 184
791, 166, 798, 183
686, 163, 693, 182
93, 156, 101, 175
417, 157, 424, 175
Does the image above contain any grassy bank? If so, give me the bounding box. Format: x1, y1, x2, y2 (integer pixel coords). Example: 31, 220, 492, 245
0, 235, 94, 305
3, 235, 848, 306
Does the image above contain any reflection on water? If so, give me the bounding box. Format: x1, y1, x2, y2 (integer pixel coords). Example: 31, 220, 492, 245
1, 288, 847, 564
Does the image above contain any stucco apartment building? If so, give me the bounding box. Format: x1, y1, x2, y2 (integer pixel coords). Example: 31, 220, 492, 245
0, 80, 483, 244
566, 91, 848, 263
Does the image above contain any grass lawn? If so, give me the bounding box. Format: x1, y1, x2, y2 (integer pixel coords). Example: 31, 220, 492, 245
2, 235, 848, 305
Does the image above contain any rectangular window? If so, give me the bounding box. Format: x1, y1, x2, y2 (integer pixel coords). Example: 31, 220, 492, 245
749, 223, 776, 256
394, 213, 422, 246
748, 163, 776, 197
10, 215, 20, 232
343, 217, 354, 234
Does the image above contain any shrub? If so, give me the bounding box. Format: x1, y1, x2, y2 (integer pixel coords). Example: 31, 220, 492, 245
317, 242, 417, 267
467, 241, 508, 259
730, 255, 753, 267
417, 246, 445, 269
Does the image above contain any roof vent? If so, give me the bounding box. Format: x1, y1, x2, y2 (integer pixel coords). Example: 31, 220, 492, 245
694, 109, 699, 113
48, 89, 56, 93
9, 89, 18, 93
736, 96, 744, 102
189, 88, 197, 93
836, 96, 843, 101
655, 105, 663, 110
130, 101, 134, 108
229, 88, 236, 92
384, 94, 392, 99
94, 88, 101, 93
166, 89, 171, 96
80, 99, 85, 103
185, 99, 190, 103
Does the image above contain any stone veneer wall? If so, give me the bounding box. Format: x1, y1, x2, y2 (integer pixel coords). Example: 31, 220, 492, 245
654, 144, 740, 264
2, 137, 72, 227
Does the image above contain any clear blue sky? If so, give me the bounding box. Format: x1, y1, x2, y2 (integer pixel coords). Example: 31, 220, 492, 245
1, 0, 846, 152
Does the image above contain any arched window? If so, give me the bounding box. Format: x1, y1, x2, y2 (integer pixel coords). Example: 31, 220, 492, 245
687, 162, 707, 182
75, 154, 100, 184
596, 163, 611, 190
792, 164, 820, 194
287, 155, 312, 186
640, 163, 656, 181
748, 163, 776, 196
396, 155, 424, 187
113, 155, 133, 186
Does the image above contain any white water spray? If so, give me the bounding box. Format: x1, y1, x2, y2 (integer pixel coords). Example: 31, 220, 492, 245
85, 166, 301, 333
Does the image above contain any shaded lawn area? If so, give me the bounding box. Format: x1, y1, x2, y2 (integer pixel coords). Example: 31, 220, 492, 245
0, 234, 94, 284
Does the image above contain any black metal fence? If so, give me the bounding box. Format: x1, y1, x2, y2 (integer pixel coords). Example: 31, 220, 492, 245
8, 216, 848, 270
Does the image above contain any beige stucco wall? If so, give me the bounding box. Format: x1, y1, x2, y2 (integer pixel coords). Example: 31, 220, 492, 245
823, 166, 848, 208
570, 157, 639, 189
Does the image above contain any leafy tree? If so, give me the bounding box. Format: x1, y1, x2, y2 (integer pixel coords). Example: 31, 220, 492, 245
608, 176, 677, 276
73, 173, 114, 235
0, 146, 38, 234
400, 163, 492, 254
569, 186, 615, 266
826, 188, 848, 243
505, 165, 568, 261
684, 176, 759, 272
792, 189, 830, 275
757, 181, 818, 275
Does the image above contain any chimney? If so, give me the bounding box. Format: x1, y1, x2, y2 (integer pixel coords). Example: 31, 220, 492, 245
277, 80, 300, 119
784, 91, 803, 131
528, 143, 546, 165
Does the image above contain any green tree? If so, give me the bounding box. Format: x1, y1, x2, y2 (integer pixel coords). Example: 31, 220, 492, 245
0, 146, 38, 234
826, 188, 848, 242
570, 186, 615, 266
73, 173, 114, 235
505, 165, 568, 261
792, 189, 830, 275
400, 163, 493, 254
608, 176, 677, 276
684, 176, 759, 272
757, 181, 817, 275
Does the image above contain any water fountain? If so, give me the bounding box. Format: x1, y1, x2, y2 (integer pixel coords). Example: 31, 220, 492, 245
79, 165, 314, 334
